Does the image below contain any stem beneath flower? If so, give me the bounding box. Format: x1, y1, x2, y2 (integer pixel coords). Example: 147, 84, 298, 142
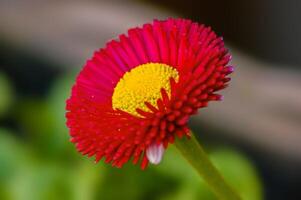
175, 132, 241, 200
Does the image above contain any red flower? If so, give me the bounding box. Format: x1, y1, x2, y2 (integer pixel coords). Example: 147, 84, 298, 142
66, 18, 233, 169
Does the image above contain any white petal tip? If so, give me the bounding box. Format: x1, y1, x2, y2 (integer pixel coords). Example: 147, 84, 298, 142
146, 143, 165, 165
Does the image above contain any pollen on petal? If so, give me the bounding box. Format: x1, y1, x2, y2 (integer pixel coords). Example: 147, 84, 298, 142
146, 143, 165, 165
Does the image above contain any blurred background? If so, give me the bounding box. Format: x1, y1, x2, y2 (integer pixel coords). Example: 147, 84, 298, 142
0, 0, 300, 199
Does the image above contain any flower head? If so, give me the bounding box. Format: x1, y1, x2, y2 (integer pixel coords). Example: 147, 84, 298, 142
66, 18, 233, 169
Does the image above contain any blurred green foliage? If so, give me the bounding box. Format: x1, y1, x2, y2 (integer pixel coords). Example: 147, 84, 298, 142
0, 71, 263, 200
0, 72, 14, 118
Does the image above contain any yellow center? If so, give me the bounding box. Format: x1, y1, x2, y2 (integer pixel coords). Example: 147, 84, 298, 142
112, 63, 179, 116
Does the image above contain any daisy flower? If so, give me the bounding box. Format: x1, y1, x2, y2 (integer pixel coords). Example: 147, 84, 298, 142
66, 18, 233, 169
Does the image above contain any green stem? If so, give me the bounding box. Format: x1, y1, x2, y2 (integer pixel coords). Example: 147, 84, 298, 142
175, 132, 241, 200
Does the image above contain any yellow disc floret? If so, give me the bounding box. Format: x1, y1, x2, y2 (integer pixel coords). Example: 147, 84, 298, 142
112, 63, 179, 117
